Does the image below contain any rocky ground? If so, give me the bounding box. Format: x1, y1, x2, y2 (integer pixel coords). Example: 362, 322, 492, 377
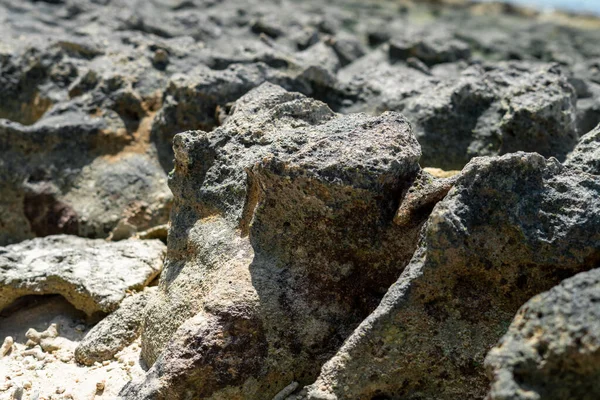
0, 0, 599, 399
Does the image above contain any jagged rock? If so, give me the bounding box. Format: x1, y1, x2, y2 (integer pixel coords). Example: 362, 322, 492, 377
2, 1, 600, 398
75, 288, 155, 366
118, 83, 450, 399
328, 33, 366, 67
300, 152, 600, 400
389, 30, 471, 66
342, 60, 578, 170
0, 42, 173, 245
410, 62, 578, 169
0, 235, 165, 316
565, 124, 600, 175
2, 0, 598, 248
149, 63, 304, 171
485, 268, 600, 400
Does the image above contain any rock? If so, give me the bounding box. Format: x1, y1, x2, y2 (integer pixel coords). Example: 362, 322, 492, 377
25, 324, 61, 352
136, 225, 169, 242
0, 235, 166, 316
565, 123, 600, 175
21, 346, 46, 361
120, 83, 443, 399
389, 30, 471, 66
1, 0, 597, 249
328, 33, 366, 67
75, 288, 155, 366
301, 152, 600, 400
26, 324, 58, 344
485, 268, 600, 400
399, 62, 578, 169
393, 170, 458, 226
0, 35, 174, 245
339, 54, 579, 170
0, 336, 13, 356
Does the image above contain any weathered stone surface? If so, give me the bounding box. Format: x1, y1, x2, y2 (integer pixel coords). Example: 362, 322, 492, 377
0, 45, 174, 244
0, 235, 166, 316
75, 288, 156, 366
0, 0, 348, 246
299, 152, 600, 400
2, 1, 600, 398
2, 0, 600, 247
485, 268, 600, 400
565, 124, 600, 175
389, 29, 471, 66
118, 83, 447, 399
340, 60, 579, 170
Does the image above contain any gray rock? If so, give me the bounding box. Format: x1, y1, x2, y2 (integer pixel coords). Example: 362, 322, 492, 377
75, 288, 156, 365
2, 0, 599, 248
0, 41, 174, 245
485, 268, 600, 400
149, 62, 304, 171
389, 29, 471, 66
0, 235, 165, 316
565, 124, 600, 175
121, 83, 443, 399
341, 60, 579, 170
301, 152, 600, 400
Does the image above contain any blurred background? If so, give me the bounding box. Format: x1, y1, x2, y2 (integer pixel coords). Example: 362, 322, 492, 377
479, 0, 600, 14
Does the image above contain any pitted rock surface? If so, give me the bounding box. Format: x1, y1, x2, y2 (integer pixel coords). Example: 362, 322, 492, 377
120, 83, 444, 399
485, 268, 600, 400
565, 123, 600, 175
0, 235, 165, 316
299, 152, 600, 400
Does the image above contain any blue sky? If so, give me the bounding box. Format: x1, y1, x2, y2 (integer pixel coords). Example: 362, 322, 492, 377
478, 0, 600, 15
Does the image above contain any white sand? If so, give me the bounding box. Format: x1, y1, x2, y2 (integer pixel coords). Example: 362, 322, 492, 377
0, 296, 145, 400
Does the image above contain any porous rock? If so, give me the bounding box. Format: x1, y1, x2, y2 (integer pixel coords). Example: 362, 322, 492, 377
565, 123, 600, 175
75, 288, 156, 365
485, 268, 600, 400
341, 60, 579, 170
119, 83, 447, 399
300, 152, 600, 400
0, 235, 165, 316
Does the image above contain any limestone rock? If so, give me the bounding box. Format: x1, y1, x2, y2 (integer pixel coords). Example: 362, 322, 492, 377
301, 152, 600, 400
75, 288, 156, 366
120, 83, 442, 399
0, 235, 165, 316
565, 124, 600, 175
485, 268, 600, 400
389, 30, 471, 66
343, 60, 579, 170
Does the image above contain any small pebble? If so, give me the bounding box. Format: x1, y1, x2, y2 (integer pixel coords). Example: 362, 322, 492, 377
22, 382, 31, 390
56, 386, 65, 394
102, 360, 110, 366
153, 49, 169, 65
1, 336, 13, 356
96, 380, 105, 391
